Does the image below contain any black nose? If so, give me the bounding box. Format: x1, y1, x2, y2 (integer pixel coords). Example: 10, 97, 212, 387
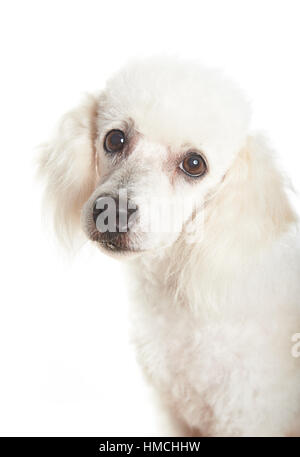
92, 196, 137, 232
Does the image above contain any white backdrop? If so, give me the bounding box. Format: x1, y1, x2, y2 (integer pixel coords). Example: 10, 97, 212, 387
0, 0, 299, 436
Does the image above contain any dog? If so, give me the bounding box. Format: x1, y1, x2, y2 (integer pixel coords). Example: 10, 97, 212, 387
39, 56, 300, 436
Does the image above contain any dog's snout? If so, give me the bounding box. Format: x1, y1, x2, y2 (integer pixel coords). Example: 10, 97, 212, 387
92, 195, 137, 232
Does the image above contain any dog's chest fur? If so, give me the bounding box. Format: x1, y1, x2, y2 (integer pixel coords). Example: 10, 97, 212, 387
131, 289, 256, 436
128, 247, 300, 436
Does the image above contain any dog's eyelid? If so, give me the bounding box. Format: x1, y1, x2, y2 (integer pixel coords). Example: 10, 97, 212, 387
179, 149, 207, 165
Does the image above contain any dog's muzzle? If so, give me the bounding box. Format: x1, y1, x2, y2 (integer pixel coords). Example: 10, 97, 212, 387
93, 195, 138, 233
89, 195, 139, 252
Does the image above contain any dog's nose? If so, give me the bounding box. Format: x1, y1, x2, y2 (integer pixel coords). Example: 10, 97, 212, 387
92, 196, 137, 232
93, 196, 108, 226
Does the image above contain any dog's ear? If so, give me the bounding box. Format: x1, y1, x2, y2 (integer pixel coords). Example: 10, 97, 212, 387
205, 134, 297, 260
38, 94, 99, 247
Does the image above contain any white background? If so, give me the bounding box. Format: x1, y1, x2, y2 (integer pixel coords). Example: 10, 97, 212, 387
0, 0, 299, 437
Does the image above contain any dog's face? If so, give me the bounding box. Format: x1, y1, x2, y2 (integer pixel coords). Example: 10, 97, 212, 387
40, 57, 250, 255
82, 123, 210, 254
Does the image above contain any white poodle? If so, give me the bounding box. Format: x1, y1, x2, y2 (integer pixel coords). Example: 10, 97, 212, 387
39, 56, 300, 436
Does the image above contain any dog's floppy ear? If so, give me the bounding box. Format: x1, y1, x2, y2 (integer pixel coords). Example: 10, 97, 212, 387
205, 134, 297, 261
38, 94, 99, 246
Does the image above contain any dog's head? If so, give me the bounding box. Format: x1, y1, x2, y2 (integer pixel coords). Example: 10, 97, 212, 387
39, 57, 294, 258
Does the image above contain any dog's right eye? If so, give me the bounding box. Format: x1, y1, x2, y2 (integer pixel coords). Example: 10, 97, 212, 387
104, 130, 126, 154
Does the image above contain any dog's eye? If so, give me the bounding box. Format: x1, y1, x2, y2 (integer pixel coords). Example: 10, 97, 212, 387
104, 130, 125, 153
179, 153, 207, 177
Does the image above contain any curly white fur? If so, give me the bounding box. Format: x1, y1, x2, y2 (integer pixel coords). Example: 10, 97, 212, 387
38, 56, 300, 436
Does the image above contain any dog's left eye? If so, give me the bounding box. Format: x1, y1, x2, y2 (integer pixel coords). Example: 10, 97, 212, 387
104, 129, 126, 153
179, 153, 207, 177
